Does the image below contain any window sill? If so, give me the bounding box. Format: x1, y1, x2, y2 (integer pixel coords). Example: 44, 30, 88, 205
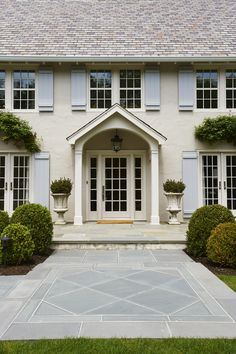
10, 110, 39, 113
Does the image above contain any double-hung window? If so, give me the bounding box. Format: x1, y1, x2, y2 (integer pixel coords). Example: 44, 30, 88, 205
226, 70, 236, 109
120, 69, 141, 109
13, 71, 35, 110
0, 71, 5, 109
196, 70, 218, 109
90, 70, 112, 109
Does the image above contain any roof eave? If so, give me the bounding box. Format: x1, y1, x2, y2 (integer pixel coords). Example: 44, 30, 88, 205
1, 55, 236, 63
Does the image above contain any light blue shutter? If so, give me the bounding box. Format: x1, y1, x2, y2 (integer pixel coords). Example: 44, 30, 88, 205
182, 151, 198, 217
145, 69, 160, 110
71, 69, 87, 110
179, 69, 194, 111
38, 70, 54, 111
33, 152, 50, 208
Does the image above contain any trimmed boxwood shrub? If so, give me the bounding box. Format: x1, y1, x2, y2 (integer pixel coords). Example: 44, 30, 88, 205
207, 223, 236, 267
0, 223, 34, 265
0, 211, 9, 234
186, 204, 235, 257
11, 203, 53, 254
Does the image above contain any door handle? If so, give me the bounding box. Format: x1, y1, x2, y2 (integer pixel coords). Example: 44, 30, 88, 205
5, 182, 7, 191
102, 186, 105, 201
224, 181, 226, 190
10, 182, 12, 191
219, 181, 221, 190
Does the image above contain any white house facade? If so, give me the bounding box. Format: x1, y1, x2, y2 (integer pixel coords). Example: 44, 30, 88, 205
0, 0, 236, 224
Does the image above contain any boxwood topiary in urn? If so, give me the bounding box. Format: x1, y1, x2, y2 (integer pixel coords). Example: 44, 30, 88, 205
163, 179, 186, 225
163, 179, 186, 193
50, 178, 72, 225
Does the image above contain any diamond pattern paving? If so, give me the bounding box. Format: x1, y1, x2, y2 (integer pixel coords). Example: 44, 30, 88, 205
34, 268, 208, 317
1, 250, 235, 340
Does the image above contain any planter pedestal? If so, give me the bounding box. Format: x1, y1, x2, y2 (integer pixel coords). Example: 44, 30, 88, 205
52, 193, 70, 225
164, 192, 184, 225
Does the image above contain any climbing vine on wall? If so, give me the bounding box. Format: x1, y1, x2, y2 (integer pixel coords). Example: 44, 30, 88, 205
195, 115, 236, 145
0, 112, 40, 152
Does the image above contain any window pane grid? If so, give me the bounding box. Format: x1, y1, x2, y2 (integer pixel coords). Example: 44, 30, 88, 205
90, 157, 97, 212
0, 156, 5, 210
90, 70, 112, 109
202, 155, 218, 205
13, 71, 35, 110
13, 156, 30, 210
226, 155, 236, 210
120, 69, 141, 109
0, 71, 5, 109
226, 70, 236, 109
105, 157, 127, 212
135, 157, 142, 211
196, 70, 218, 109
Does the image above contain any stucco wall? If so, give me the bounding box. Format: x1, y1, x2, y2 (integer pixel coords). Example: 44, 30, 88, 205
0, 62, 235, 222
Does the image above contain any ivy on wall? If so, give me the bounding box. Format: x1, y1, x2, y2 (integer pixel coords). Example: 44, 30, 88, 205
195, 115, 236, 145
0, 112, 40, 152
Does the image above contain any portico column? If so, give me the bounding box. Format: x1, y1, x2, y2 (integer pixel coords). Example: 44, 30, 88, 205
74, 149, 83, 225
150, 149, 160, 225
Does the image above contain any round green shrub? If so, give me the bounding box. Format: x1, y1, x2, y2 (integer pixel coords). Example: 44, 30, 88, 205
0, 211, 10, 234
186, 204, 235, 257
11, 203, 53, 254
207, 223, 236, 267
0, 223, 34, 265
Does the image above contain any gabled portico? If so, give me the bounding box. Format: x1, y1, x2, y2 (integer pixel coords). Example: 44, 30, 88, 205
67, 104, 167, 225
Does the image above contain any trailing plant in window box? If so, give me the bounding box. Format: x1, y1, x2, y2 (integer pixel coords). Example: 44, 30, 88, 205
0, 112, 40, 152
195, 115, 236, 145
50, 178, 72, 194
163, 179, 185, 193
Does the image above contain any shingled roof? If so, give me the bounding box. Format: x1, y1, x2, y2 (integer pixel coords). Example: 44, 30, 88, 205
0, 0, 236, 59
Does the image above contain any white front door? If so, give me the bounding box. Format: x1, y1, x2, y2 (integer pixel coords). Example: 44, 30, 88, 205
102, 156, 130, 218
86, 151, 146, 221
201, 153, 236, 216
0, 154, 31, 214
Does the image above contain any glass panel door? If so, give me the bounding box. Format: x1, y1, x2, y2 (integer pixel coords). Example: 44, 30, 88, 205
225, 155, 236, 214
201, 153, 236, 216
103, 157, 130, 218
202, 155, 219, 205
12, 155, 30, 210
0, 156, 6, 211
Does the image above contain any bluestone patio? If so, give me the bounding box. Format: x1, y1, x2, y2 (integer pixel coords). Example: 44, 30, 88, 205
0, 249, 236, 339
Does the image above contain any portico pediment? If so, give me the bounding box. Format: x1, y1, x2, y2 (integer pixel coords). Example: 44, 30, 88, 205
66, 104, 167, 147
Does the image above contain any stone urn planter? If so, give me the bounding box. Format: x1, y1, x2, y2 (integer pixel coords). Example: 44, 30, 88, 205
163, 179, 185, 225
164, 192, 184, 225
51, 178, 72, 225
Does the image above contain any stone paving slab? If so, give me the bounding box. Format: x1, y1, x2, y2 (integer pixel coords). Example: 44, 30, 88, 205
0, 249, 235, 339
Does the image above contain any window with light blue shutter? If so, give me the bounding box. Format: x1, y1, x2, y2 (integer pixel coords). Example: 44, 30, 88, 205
33, 152, 50, 208
182, 151, 198, 217
144, 69, 160, 110
71, 69, 87, 110
38, 70, 54, 112
179, 69, 194, 110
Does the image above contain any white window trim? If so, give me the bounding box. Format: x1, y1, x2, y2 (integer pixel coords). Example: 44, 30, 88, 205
0, 152, 33, 215
11, 70, 38, 113
86, 67, 145, 112
194, 69, 219, 111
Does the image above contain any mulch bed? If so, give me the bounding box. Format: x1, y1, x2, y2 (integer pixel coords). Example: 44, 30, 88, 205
185, 250, 236, 276
0, 249, 54, 276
